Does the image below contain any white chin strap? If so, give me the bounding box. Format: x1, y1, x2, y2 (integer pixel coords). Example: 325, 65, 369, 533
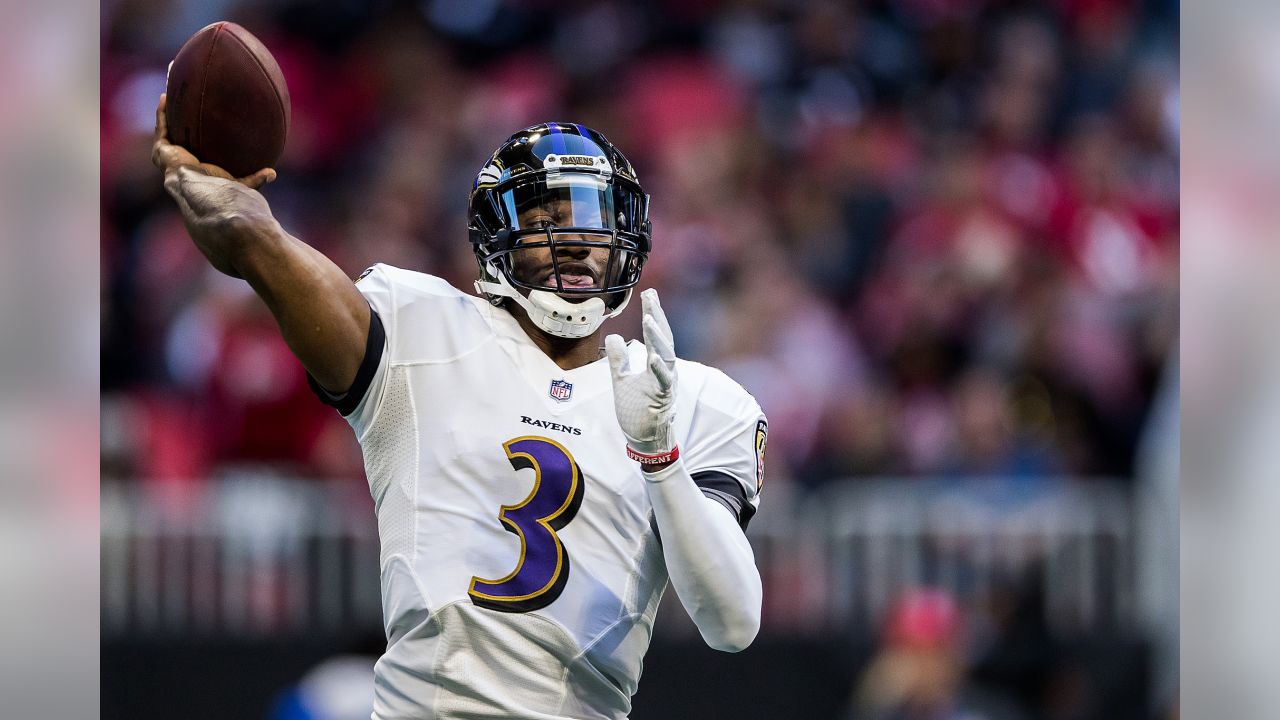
476, 270, 632, 339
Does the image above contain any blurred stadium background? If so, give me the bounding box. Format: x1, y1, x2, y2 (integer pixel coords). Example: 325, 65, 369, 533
101, 0, 1178, 718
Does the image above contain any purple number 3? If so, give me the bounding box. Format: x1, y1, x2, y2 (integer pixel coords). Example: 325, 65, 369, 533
468, 436, 585, 613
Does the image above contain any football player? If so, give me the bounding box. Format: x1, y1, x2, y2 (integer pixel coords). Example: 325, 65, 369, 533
153, 96, 767, 719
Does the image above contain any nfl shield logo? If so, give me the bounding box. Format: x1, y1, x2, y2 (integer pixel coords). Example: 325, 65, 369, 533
549, 379, 573, 402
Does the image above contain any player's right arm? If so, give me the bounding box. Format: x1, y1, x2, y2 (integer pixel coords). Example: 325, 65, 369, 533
151, 94, 370, 395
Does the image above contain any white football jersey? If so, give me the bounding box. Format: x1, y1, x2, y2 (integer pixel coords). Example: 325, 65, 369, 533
314, 264, 766, 720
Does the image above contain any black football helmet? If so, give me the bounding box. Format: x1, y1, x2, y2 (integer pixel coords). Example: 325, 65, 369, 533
469, 122, 651, 338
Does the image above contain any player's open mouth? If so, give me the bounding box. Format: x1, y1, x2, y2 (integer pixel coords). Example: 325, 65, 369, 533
558, 275, 595, 288
545, 263, 598, 289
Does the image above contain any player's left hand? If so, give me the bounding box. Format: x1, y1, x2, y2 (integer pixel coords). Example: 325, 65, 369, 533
605, 289, 678, 463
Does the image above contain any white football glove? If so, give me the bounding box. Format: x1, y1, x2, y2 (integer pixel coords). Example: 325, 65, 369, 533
605, 288, 678, 460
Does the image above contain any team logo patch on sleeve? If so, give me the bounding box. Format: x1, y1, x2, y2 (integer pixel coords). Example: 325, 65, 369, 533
549, 379, 573, 402
754, 419, 768, 491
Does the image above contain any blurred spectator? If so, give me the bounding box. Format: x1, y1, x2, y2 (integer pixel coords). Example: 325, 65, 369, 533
846, 588, 1026, 720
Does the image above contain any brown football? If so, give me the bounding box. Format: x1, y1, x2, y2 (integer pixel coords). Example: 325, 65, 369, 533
165, 21, 290, 178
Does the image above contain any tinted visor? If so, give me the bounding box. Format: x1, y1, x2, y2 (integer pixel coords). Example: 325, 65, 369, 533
496, 174, 646, 236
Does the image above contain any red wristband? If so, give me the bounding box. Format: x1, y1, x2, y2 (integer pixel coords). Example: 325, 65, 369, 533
626, 445, 680, 465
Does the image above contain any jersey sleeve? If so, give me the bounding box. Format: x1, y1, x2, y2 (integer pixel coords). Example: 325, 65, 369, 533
307, 264, 395, 436
680, 368, 768, 530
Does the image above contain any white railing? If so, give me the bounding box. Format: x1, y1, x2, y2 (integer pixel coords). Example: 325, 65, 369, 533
101, 474, 1136, 639
747, 478, 1135, 638
101, 474, 383, 636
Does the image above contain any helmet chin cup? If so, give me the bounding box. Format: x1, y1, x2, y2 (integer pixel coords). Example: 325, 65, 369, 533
524, 290, 607, 338
475, 270, 632, 339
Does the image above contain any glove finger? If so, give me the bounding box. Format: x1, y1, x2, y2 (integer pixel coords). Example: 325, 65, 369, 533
648, 349, 675, 392
641, 289, 674, 344
642, 314, 676, 364
604, 334, 630, 378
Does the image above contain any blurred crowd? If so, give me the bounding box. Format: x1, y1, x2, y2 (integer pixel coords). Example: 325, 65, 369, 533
101, 0, 1177, 488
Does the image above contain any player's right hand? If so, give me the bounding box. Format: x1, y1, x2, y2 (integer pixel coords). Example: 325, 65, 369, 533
151, 93, 276, 189
152, 94, 281, 278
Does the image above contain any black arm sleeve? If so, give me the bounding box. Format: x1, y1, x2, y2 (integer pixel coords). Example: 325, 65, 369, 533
306, 307, 385, 417
692, 470, 756, 531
